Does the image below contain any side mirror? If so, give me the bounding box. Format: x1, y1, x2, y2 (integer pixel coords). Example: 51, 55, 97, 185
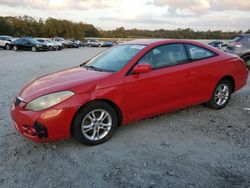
133, 64, 152, 74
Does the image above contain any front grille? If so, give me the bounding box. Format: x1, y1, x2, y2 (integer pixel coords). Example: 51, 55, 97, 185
15, 97, 23, 107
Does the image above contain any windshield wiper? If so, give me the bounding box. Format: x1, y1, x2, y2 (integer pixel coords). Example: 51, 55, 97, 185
83, 65, 105, 72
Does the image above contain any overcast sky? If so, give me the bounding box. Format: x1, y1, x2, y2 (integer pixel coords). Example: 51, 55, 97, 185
0, 0, 249, 31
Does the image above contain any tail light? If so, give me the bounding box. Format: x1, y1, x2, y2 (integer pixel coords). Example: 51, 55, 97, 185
234, 42, 242, 48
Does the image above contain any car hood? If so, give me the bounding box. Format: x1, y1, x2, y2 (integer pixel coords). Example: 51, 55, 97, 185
19, 67, 112, 102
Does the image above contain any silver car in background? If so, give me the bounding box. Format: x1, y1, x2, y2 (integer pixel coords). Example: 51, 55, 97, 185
227, 34, 250, 69
37, 38, 64, 51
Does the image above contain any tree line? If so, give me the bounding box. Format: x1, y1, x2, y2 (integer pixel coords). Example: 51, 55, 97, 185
100, 27, 249, 40
0, 16, 249, 40
0, 16, 99, 40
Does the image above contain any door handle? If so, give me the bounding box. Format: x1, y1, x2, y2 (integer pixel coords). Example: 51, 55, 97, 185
184, 71, 194, 77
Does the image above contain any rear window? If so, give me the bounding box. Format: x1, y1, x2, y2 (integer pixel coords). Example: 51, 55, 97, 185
186, 44, 216, 60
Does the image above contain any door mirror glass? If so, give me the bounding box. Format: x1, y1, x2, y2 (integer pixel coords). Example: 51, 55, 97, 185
133, 64, 152, 74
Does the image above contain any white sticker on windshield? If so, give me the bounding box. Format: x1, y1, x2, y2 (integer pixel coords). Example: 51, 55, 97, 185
130, 45, 145, 50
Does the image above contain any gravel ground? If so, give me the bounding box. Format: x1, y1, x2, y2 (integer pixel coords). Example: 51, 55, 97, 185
0, 48, 249, 188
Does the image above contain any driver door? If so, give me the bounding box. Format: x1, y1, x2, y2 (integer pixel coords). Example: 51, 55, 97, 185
124, 43, 195, 122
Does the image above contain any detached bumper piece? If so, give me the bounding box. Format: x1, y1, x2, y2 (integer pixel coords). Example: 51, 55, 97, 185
33, 121, 48, 139
21, 121, 48, 139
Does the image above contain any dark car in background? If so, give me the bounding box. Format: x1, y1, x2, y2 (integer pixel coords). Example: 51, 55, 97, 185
227, 34, 250, 69
208, 41, 226, 49
82, 40, 88, 47
66, 40, 79, 48
70, 39, 82, 47
10, 38, 49, 52
101, 41, 114, 47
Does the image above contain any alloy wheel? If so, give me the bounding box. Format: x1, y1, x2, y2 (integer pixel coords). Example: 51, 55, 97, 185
214, 84, 230, 106
81, 109, 112, 141
32, 46, 36, 52
5, 44, 10, 50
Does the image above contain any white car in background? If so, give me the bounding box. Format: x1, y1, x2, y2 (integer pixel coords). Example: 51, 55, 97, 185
50, 39, 64, 50
0, 35, 14, 50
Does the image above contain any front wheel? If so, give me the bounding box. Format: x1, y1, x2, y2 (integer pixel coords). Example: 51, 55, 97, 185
49, 46, 54, 51
72, 101, 118, 145
31, 46, 37, 52
206, 79, 232, 109
242, 55, 250, 70
13, 46, 18, 51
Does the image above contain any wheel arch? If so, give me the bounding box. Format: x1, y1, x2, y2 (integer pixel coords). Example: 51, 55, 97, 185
70, 99, 123, 135
218, 75, 235, 93
240, 52, 250, 59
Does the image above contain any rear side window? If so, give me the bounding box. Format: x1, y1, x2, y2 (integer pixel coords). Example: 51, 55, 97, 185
138, 44, 188, 69
186, 44, 216, 60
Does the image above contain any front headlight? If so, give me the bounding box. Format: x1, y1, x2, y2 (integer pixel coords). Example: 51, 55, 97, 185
25, 91, 75, 111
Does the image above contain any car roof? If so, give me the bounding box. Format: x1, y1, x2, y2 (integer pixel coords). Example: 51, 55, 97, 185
0, 35, 12, 38
124, 39, 205, 46
238, 34, 250, 37
125, 39, 169, 45
122, 39, 226, 56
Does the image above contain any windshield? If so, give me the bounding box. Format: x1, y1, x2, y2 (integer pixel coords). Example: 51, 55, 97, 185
84, 44, 146, 72
32, 39, 40, 44
46, 39, 53, 43
232, 36, 243, 42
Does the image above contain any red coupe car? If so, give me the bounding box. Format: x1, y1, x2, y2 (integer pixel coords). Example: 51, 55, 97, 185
11, 39, 249, 145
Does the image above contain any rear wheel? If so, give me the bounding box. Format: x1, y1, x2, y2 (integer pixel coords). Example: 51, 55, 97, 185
206, 79, 232, 109
72, 101, 118, 145
5, 43, 10, 50
242, 55, 250, 70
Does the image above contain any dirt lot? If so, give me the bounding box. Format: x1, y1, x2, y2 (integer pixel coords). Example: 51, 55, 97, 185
0, 48, 249, 188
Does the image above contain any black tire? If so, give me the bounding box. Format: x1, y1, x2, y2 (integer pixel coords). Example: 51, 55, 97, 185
242, 55, 250, 70
49, 46, 54, 51
13, 46, 18, 51
5, 43, 10, 50
206, 79, 232, 109
72, 101, 118, 145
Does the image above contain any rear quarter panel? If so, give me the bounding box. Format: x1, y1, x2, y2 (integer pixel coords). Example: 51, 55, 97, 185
187, 55, 236, 104
231, 58, 249, 91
